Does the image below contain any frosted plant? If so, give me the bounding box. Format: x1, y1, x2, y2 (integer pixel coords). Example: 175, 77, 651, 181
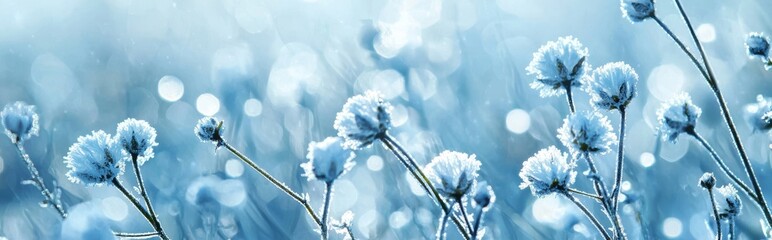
116, 118, 158, 165
699, 173, 722, 239
746, 32, 770, 62
64, 130, 125, 186
526, 36, 590, 111
195, 117, 224, 147
302, 137, 356, 183
620, 0, 655, 23
334, 91, 393, 149
424, 151, 481, 200
1, 102, 39, 143
699, 172, 717, 190
744, 95, 772, 133
557, 111, 617, 156
716, 185, 742, 220
472, 181, 495, 239
586, 62, 638, 111
519, 146, 576, 197
331, 211, 356, 240
656, 92, 701, 143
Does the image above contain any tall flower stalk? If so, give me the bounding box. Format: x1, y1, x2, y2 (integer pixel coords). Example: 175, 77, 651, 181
699, 173, 722, 240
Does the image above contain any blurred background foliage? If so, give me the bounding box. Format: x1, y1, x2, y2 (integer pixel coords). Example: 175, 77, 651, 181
0, 0, 771, 239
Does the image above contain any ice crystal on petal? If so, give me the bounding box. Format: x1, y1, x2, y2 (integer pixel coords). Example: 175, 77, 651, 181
64, 130, 125, 186
424, 151, 481, 199
657, 92, 701, 143
526, 36, 590, 97
1, 102, 39, 143
519, 146, 576, 197
302, 137, 356, 183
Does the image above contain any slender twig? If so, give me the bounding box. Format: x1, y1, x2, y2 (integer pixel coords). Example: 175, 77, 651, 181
13, 142, 67, 218
651, 15, 711, 81
114, 231, 160, 239
563, 191, 612, 240
583, 154, 625, 239
728, 218, 736, 240
565, 85, 576, 113
321, 182, 333, 240
673, 0, 716, 86
611, 108, 627, 211
112, 179, 169, 240
381, 135, 471, 239
436, 199, 456, 240
129, 154, 166, 238
707, 188, 722, 240
568, 188, 603, 201
471, 207, 484, 239
345, 225, 356, 240
456, 198, 474, 235
688, 131, 756, 200
380, 136, 430, 194
222, 141, 322, 226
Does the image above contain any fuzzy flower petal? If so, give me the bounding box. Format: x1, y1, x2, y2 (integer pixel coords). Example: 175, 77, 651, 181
716, 185, 742, 219
744, 94, 772, 133
657, 92, 701, 143
424, 151, 481, 199
116, 118, 158, 165
519, 146, 577, 197
302, 137, 356, 183
64, 130, 125, 186
334, 91, 393, 149
621, 0, 655, 23
1, 102, 39, 143
195, 117, 224, 146
587, 62, 638, 111
526, 36, 590, 97
558, 111, 617, 155
746, 32, 770, 60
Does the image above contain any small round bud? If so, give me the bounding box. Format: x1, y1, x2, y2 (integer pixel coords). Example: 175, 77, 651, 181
699, 172, 716, 189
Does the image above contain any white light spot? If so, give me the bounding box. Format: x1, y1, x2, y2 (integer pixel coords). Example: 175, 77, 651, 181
506, 109, 531, 134
216, 179, 246, 207
621, 181, 632, 191
196, 93, 220, 116
640, 152, 656, 167
392, 104, 409, 127
532, 196, 570, 224
367, 155, 384, 171
102, 197, 128, 221
663, 217, 683, 238
243, 98, 263, 117
158, 75, 184, 102
647, 65, 686, 101
697, 24, 716, 43
388, 210, 412, 229
0, 156, 4, 174
225, 159, 244, 178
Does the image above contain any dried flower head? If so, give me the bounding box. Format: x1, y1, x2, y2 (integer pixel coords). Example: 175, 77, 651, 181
302, 137, 356, 183
699, 172, 716, 190
746, 32, 770, 60
195, 117, 224, 147
586, 62, 638, 111
519, 146, 577, 197
64, 130, 125, 186
621, 0, 655, 23
424, 151, 481, 199
1, 102, 39, 143
716, 185, 742, 219
657, 92, 702, 143
473, 181, 496, 210
116, 118, 158, 165
526, 36, 590, 97
558, 111, 617, 156
334, 91, 393, 149
744, 94, 772, 133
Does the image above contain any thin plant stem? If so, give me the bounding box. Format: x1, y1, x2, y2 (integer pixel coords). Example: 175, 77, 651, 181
471, 207, 484, 239
568, 188, 603, 201
13, 142, 67, 218
707, 188, 722, 240
456, 198, 474, 235
222, 141, 323, 226
112, 179, 169, 240
583, 154, 625, 239
345, 225, 356, 240
688, 131, 756, 200
651, 15, 711, 81
673, 0, 716, 85
563, 191, 612, 240
436, 199, 456, 240
381, 135, 471, 239
129, 154, 166, 238
729, 218, 735, 240
380, 137, 430, 194
321, 182, 333, 240
114, 231, 160, 239
611, 108, 627, 211
565, 85, 576, 113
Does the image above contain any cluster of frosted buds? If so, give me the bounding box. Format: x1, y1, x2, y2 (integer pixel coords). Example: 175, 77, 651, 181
424, 151, 482, 200
746, 32, 771, 70
519, 146, 577, 197
526, 36, 590, 97
302, 137, 356, 183
557, 111, 617, 156
620, 0, 655, 23
657, 92, 702, 142
1, 102, 39, 143
716, 185, 742, 220
116, 118, 158, 165
334, 91, 393, 149
744, 94, 772, 133
64, 130, 125, 186
586, 62, 639, 111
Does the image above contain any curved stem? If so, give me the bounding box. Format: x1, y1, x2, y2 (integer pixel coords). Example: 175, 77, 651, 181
456, 198, 474, 235
222, 141, 323, 226
568, 188, 603, 201
436, 199, 456, 240
130, 155, 166, 239
345, 225, 356, 240
563, 191, 612, 240
114, 231, 160, 239
707, 188, 722, 240
611, 108, 627, 211
381, 135, 471, 239
583, 154, 625, 239
13, 143, 67, 219
112, 179, 169, 240
673, 0, 716, 86
471, 207, 484, 239
321, 182, 333, 240
728, 218, 736, 240
689, 132, 756, 200
565, 85, 576, 113
651, 15, 711, 81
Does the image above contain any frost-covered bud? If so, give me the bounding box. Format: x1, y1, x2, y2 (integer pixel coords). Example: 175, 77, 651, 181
621, 0, 655, 23
332, 211, 355, 236
424, 151, 481, 199
558, 111, 617, 156
519, 146, 577, 197
64, 130, 125, 186
716, 185, 742, 219
587, 62, 638, 111
744, 95, 772, 133
1, 102, 39, 143
115, 118, 158, 165
195, 117, 223, 146
657, 92, 702, 143
526, 36, 590, 97
699, 172, 716, 190
473, 181, 496, 210
302, 137, 356, 183
334, 91, 392, 149
746, 32, 770, 60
